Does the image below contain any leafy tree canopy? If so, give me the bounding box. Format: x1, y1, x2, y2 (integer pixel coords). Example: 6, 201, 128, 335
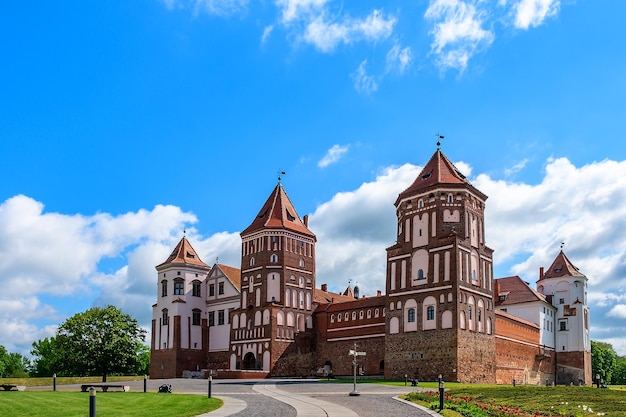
41, 305, 147, 381
591, 340, 617, 384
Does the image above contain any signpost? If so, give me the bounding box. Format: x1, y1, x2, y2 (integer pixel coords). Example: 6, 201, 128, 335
348, 343, 366, 396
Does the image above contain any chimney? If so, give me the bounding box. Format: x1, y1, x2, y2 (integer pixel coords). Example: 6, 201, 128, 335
539, 267, 544, 280
321, 283, 328, 292
377, 290, 382, 297
303, 215, 309, 227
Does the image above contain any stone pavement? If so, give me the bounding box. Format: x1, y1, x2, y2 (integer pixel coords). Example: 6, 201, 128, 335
44, 378, 441, 417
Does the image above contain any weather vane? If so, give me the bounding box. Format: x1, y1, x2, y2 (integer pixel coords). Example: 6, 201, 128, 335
560, 242, 565, 250
277, 170, 286, 182
436, 133, 444, 149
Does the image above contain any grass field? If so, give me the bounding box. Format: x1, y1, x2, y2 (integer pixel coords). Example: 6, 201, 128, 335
0, 391, 221, 417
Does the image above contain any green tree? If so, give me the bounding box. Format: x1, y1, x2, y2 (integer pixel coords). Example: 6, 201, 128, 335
55, 305, 146, 382
0, 345, 31, 377
613, 356, 626, 385
30, 337, 62, 377
591, 340, 617, 384
133, 344, 151, 375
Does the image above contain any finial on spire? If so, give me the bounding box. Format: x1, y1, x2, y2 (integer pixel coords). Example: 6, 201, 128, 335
277, 170, 286, 182
183, 228, 187, 237
436, 133, 444, 149
216, 256, 219, 264
560, 241, 565, 250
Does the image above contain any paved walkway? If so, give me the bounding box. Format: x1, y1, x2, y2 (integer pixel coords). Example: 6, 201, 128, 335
41, 378, 441, 417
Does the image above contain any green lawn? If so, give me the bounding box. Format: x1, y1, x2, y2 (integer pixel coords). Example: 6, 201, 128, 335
1, 375, 146, 387
0, 392, 221, 417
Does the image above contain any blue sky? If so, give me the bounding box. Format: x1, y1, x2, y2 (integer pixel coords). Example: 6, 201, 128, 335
2, 0, 626, 356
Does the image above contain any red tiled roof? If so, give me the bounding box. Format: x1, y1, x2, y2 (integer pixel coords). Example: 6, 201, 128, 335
396, 149, 486, 204
241, 183, 316, 239
156, 236, 210, 269
494, 276, 546, 306
539, 251, 585, 281
216, 263, 242, 290
319, 295, 386, 313
313, 288, 356, 305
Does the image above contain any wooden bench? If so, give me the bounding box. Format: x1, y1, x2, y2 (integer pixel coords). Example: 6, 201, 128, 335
81, 384, 130, 392
0, 384, 25, 391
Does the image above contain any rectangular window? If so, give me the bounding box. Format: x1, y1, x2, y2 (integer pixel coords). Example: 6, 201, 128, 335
218, 282, 225, 295
427, 306, 435, 321
559, 298, 565, 304
162, 311, 168, 326
161, 281, 167, 297
408, 308, 416, 323
192, 282, 201, 297
174, 280, 184, 295
209, 284, 215, 297
192, 310, 201, 326
559, 320, 567, 331
208, 311, 215, 327
218, 310, 225, 326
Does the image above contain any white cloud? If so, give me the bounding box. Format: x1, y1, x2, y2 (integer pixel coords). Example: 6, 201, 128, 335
512, 0, 560, 29
607, 305, 626, 319
194, 0, 249, 16
504, 158, 529, 176
261, 25, 274, 44
351, 60, 378, 95
386, 44, 412, 74
318, 144, 350, 168
302, 10, 396, 53
425, 0, 495, 72
276, 0, 329, 24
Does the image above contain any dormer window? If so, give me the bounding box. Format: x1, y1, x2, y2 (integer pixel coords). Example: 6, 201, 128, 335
421, 169, 433, 180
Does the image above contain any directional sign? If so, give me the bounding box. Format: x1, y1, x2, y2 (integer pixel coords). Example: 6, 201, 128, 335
349, 350, 366, 356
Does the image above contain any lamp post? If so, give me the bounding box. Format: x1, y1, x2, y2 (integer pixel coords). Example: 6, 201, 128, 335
596, 374, 600, 388
53, 373, 56, 392
404, 374, 408, 386
208, 375, 213, 398
143, 374, 147, 393
89, 387, 96, 417
438, 374, 444, 411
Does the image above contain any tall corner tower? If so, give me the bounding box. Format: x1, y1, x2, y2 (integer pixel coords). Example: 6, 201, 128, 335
537, 250, 592, 385
384, 147, 496, 383
229, 182, 317, 374
150, 236, 211, 378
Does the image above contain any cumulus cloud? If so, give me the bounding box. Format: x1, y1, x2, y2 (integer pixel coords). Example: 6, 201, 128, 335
276, 0, 329, 24
425, 0, 495, 72
352, 60, 378, 95
318, 144, 350, 168
511, 0, 560, 29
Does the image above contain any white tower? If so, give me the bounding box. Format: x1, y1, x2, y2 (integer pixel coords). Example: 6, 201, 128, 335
536, 250, 591, 385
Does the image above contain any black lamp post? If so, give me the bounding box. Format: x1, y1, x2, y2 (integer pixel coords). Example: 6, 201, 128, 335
438, 374, 444, 411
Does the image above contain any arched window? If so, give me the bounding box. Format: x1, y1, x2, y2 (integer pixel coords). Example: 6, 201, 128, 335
270, 254, 278, 263
330, 314, 335, 323
407, 308, 416, 322
250, 257, 255, 266
418, 269, 425, 280
344, 312, 349, 321
427, 306, 435, 321
352, 311, 356, 320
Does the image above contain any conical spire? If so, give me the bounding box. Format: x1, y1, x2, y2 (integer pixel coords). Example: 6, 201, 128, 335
539, 250, 585, 281
395, 148, 485, 205
156, 236, 209, 269
241, 182, 315, 238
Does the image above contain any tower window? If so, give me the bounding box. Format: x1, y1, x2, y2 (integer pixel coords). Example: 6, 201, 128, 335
192, 309, 201, 326
174, 279, 184, 295
192, 281, 201, 297
271, 254, 278, 263
162, 309, 169, 326
161, 280, 167, 297
417, 269, 425, 280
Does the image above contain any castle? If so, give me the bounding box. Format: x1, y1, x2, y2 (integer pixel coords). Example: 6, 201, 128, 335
150, 147, 592, 385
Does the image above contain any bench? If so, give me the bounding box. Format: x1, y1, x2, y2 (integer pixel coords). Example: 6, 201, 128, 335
0, 384, 25, 391
81, 384, 130, 392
